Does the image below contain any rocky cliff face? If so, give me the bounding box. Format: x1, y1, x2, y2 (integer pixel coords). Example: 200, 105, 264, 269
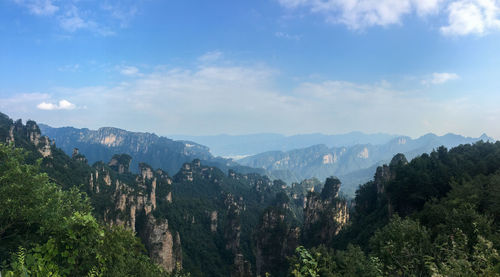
0, 114, 183, 273
0, 112, 358, 276
88, 154, 182, 272
143, 215, 182, 271
38, 124, 264, 178
39, 124, 213, 175
1, 117, 53, 158
302, 177, 349, 246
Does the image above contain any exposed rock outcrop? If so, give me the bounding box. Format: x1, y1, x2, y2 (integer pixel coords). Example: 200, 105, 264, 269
88, 157, 180, 272
302, 177, 349, 246
143, 215, 182, 272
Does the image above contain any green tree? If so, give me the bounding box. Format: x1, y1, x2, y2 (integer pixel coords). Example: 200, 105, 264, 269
290, 246, 319, 277
369, 216, 432, 276
0, 144, 172, 276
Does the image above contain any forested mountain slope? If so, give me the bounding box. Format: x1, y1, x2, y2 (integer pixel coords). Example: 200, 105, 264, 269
2, 111, 499, 276
1, 112, 347, 276
39, 124, 264, 177
289, 142, 500, 276
240, 133, 494, 196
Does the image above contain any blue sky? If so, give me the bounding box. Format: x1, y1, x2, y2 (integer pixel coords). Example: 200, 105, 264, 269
1, 0, 500, 139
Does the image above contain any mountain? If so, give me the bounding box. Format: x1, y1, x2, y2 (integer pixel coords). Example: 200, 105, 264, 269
170, 132, 399, 157
39, 124, 263, 176
0, 112, 348, 276
288, 143, 500, 276
2, 111, 499, 276
239, 133, 495, 196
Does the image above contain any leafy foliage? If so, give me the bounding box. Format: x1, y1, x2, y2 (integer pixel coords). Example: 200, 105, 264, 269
290, 246, 319, 277
0, 144, 168, 276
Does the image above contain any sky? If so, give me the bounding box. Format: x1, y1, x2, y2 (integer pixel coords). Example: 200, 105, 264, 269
1, 0, 500, 139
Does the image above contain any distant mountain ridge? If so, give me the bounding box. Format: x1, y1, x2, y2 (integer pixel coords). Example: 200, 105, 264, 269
239, 133, 495, 196
40, 123, 495, 197
39, 124, 263, 176
170, 132, 399, 157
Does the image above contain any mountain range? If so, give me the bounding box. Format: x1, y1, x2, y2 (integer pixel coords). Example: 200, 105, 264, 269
39, 124, 263, 177
2, 111, 500, 276
40, 124, 494, 197
170, 132, 399, 158
238, 133, 494, 196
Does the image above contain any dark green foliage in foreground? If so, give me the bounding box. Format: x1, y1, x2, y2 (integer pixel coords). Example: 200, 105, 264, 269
0, 144, 169, 276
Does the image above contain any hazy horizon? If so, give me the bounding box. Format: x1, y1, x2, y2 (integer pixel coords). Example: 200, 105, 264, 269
38, 121, 496, 143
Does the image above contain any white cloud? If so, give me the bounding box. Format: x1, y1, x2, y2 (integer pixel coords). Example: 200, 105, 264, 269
414, 0, 444, 15
119, 66, 140, 76
37, 99, 76, 110
4, 58, 498, 138
422, 72, 460, 84
277, 0, 442, 29
14, 0, 59, 16
21, 54, 494, 138
441, 0, 500, 35
277, 0, 500, 35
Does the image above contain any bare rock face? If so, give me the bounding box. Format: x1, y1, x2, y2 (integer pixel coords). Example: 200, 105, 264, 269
38, 136, 52, 157
210, 211, 218, 232
88, 157, 179, 272
141, 163, 154, 180
6, 125, 15, 144
143, 215, 182, 272
24, 120, 52, 157
303, 177, 349, 246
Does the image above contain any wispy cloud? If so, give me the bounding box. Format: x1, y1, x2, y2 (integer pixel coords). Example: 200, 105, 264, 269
101, 3, 138, 28
275, 31, 301, 40
119, 66, 140, 76
12, 0, 136, 36
14, 0, 59, 16
198, 51, 224, 63
58, 64, 80, 72
0, 93, 49, 112
17, 55, 493, 137
422, 72, 460, 84
277, 0, 442, 30
57, 5, 115, 36
37, 99, 76, 110
276, 0, 500, 36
